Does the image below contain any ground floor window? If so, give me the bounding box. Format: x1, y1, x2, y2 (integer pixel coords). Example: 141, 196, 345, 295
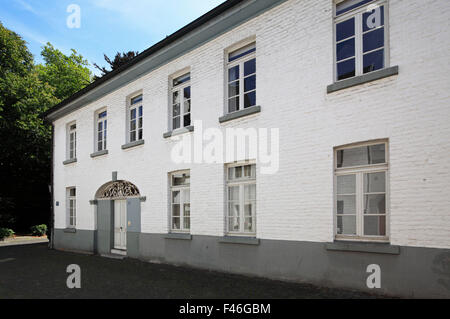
67, 187, 76, 228
226, 163, 256, 236
170, 171, 190, 232
335, 141, 388, 241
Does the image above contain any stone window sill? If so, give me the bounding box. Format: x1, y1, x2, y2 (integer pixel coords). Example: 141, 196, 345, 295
121, 140, 145, 150
164, 233, 192, 240
63, 158, 77, 165
219, 236, 260, 246
90, 150, 108, 158
219, 105, 261, 123
327, 66, 399, 93
325, 241, 400, 255
163, 126, 194, 138
63, 228, 77, 233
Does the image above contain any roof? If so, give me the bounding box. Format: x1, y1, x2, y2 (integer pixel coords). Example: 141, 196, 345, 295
43, 0, 287, 121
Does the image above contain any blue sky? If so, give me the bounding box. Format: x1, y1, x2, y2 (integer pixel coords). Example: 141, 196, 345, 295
0, 0, 225, 75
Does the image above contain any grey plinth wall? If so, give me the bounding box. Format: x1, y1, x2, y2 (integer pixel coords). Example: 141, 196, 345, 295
53, 229, 96, 253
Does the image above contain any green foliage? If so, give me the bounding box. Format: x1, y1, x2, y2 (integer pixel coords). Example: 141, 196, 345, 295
93, 51, 139, 80
0, 22, 92, 231
0, 228, 14, 240
30, 224, 47, 237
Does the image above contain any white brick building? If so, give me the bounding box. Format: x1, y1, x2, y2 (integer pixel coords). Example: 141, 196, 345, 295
44, 0, 450, 298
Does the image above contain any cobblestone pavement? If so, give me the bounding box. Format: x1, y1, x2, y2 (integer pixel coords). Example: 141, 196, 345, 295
0, 243, 380, 299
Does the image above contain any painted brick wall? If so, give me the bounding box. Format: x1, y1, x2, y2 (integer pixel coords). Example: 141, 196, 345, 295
52, 0, 450, 249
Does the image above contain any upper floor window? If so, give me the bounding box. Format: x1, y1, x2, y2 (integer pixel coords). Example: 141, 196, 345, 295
171, 73, 191, 130
227, 43, 256, 114
67, 123, 77, 160
226, 163, 256, 236
96, 110, 107, 152
170, 171, 190, 233
129, 94, 143, 143
67, 187, 76, 228
335, 141, 389, 241
335, 0, 388, 81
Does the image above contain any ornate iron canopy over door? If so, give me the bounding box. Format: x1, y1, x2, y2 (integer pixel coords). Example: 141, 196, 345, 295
96, 180, 140, 199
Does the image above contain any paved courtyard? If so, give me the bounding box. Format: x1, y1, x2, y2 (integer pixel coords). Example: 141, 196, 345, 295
0, 243, 378, 299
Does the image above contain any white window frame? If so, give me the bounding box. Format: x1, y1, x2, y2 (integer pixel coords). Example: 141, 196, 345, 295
128, 94, 143, 143
170, 73, 191, 131
334, 140, 389, 242
226, 162, 256, 236
67, 122, 77, 160
333, 0, 390, 82
226, 42, 256, 114
95, 108, 107, 152
67, 187, 76, 229
169, 170, 190, 233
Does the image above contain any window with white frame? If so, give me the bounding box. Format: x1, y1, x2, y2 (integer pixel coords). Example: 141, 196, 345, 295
226, 163, 256, 235
67, 187, 76, 228
227, 43, 256, 114
335, 141, 388, 240
96, 110, 107, 151
67, 123, 77, 160
129, 94, 143, 143
334, 0, 388, 81
170, 171, 190, 232
171, 73, 191, 130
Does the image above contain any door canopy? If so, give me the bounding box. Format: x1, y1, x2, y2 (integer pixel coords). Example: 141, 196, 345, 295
95, 180, 140, 199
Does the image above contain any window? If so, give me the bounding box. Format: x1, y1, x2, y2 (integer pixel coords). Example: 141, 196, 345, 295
67, 123, 77, 160
334, 0, 388, 81
170, 171, 190, 232
129, 94, 143, 143
67, 188, 76, 228
226, 163, 256, 235
96, 110, 107, 151
227, 43, 256, 114
335, 141, 388, 240
171, 73, 191, 130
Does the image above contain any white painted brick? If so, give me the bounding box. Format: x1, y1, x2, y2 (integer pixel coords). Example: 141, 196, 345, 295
53, 0, 450, 249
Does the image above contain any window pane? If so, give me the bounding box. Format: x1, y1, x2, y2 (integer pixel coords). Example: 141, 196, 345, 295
184, 100, 191, 114
138, 129, 143, 140
337, 58, 355, 80
173, 174, 189, 186
130, 108, 136, 120
172, 204, 180, 218
337, 195, 356, 215
228, 81, 239, 97
228, 65, 240, 82
337, 215, 356, 235
363, 27, 384, 53
138, 106, 143, 117
183, 189, 190, 203
364, 216, 386, 236
98, 122, 103, 131
173, 117, 180, 130
173, 91, 180, 104
363, 49, 384, 73
172, 191, 180, 204
336, 18, 355, 42
98, 141, 103, 151
138, 118, 143, 129
363, 5, 384, 32
172, 217, 180, 230
337, 144, 385, 168
364, 172, 385, 193
173, 73, 190, 86
244, 58, 256, 76
244, 217, 254, 233
337, 175, 356, 194
130, 131, 136, 142
228, 96, 239, 113
131, 95, 142, 105
245, 184, 256, 201
364, 194, 386, 215
228, 203, 240, 231
184, 86, 191, 100
184, 114, 191, 127
183, 216, 190, 230
336, 38, 355, 61
173, 104, 180, 117
244, 75, 256, 92
235, 166, 242, 178
244, 91, 256, 108
229, 186, 239, 201
229, 43, 255, 62
130, 120, 136, 131
336, 0, 373, 16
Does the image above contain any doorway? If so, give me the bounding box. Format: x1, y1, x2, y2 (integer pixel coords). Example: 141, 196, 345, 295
114, 200, 127, 251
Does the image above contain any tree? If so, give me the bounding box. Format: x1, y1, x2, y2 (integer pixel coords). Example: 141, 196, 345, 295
0, 22, 92, 231
93, 51, 139, 80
